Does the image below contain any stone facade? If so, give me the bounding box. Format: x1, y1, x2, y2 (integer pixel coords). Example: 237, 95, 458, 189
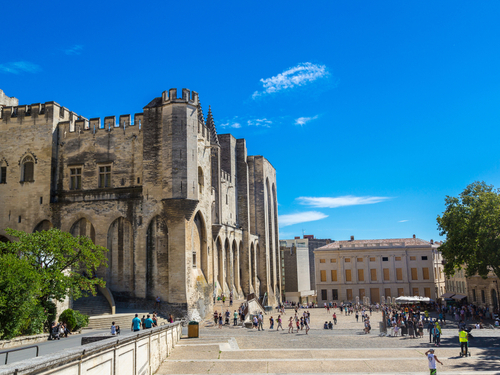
0, 88, 281, 319
314, 236, 445, 304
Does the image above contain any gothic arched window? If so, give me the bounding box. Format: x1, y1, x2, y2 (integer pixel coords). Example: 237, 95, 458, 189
21, 155, 34, 182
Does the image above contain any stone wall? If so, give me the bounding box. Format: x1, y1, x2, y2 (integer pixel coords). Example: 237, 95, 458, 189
0, 322, 181, 375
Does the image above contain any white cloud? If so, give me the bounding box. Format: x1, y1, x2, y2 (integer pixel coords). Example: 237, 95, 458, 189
398, 220, 409, 223
0, 61, 41, 74
65, 45, 84, 55
297, 195, 391, 208
220, 122, 241, 129
295, 115, 318, 126
252, 62, 329, 98
279, 211, 328, 228
247, 118, 272, 127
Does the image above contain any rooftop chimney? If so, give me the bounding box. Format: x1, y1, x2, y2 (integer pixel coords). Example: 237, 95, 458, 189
350, 235, 354, 241
413, 234, 416, 239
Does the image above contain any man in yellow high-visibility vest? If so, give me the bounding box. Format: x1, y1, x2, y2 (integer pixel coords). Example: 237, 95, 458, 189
459, 328, 469, 356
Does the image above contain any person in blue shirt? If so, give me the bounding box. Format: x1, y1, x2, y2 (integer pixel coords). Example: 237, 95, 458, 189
144, 314, 154, 329
131, 314, 141, 332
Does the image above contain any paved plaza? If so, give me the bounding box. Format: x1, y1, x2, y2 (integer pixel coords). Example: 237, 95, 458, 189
158, 305, 500, 374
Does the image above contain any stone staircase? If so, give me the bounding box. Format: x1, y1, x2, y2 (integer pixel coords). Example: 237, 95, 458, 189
87, 313, 170, 330
73, 292, 112, 316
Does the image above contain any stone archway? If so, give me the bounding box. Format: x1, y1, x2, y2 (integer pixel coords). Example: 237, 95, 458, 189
233, 240, 239, 291
70, 218, 96, 243
492, 289, 499, 309
33, 220, 53, 232
146, 216, 168, 300
217, 237, 224, 291
107, 217, 134, 294
193, 211, 208, 280
225, 238, 232, 291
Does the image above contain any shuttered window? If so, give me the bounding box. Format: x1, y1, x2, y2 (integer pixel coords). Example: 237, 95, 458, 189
411, 268, 418, 280
370, 269, 377, 281
320, 259, 326, 263
413, 287, 419, 296
320, 270, 326, 282
358, 269, 364, 282
396, 268, 403, 281
345, 269, 352, 282
422, 267, 430, 280
424, 288, 431, 297
359, 289, 365, 298
383, 268, 390, 281
346, 289, 353, 300
331, 269, 337, 282
397, 288, 404, 297
385, 288, 391, 297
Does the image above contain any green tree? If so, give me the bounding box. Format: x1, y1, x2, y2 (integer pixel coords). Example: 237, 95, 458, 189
437, 181, 500, 278
0, 227, 108, 332
0, 253, 43, 339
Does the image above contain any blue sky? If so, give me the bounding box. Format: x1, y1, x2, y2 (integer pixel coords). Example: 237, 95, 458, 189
2, 1, 500, 242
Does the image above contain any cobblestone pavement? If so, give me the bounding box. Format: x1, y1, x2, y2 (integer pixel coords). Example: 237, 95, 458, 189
158, 306, 500, 374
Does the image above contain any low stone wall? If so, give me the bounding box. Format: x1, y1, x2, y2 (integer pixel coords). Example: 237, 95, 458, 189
0, 334, 49, 350
0, 322, 182, 375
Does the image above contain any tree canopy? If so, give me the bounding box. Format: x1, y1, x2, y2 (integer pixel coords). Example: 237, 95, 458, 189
0, 228, 108, 339
437, 181, 500, 279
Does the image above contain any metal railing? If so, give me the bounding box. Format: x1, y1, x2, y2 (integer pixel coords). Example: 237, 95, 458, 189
0, 345, 40, 365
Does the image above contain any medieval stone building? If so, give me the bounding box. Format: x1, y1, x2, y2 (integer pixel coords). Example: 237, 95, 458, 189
0, 88, 280, 318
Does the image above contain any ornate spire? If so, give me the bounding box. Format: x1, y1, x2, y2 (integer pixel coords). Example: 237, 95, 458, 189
206, 106, 220, 146
197, 101, 205, 127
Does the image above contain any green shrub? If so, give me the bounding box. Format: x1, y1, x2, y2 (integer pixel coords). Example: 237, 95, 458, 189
74, 310, 89, 330
43, 301, 57, 332
21, 304, 46, 336
59, 309, 89, 331
59, 309, 78, 331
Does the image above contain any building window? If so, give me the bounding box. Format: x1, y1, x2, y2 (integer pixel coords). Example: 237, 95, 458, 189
320, 270, 326, 282
345, 269, 352, 282
357, 258, 363, 262
382, 257, 388, 262
481, 289, 486, 303
370, 269, 377, 281
421, 256, 428, 260
397, 288, 404, 297
370, 257, 376, 261
410, 256, 416, 261
320, 259, 326, 263
330, 259, 336, 263
345, 258, 351, 263
424, 287, 431, 298
98, 166, 111, 188
396, 268, 403, 281
0, 166, 6, 184
21, 155, 34, 182
385, 288, 391, 297
332, 289, 338, 300
472, 289, 476, 302
321, 289, 327, 300
70, 168, 82, 190
331, 270, 337, 282
359, 289, 366, 299
383, 268, 390, 281
346, 289, 353, 301
411, 268, 418, 280
422, 267, 430, 280
358, 269, 364, 282
412, 287, 419, 296
395, 256, 401, 261
192, 252, 197, 268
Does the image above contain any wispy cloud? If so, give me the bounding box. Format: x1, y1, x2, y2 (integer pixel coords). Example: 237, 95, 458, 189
252, 62, 329, 99
398, 220, 409, 223
297, 195, 391, 208
0, 61, 41, 74
220, 117, 273, 129
279, 211, 328, 228
295, 115, 319, 126
64, 45, 84, 55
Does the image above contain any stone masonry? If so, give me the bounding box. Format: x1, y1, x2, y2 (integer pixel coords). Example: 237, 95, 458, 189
0, 88, 281, 319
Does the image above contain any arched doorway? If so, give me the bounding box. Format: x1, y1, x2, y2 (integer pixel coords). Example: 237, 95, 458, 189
193, 212, 208, 280
107, 217, 134, 293
492, 289, 498, 309
146, 216, 168, 299
33, 220, 53, 232
70, 218, 96, 244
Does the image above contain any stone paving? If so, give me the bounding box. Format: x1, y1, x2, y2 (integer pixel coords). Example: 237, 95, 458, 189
157, 305, 500, 374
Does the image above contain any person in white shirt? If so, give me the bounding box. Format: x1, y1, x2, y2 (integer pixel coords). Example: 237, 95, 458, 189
425, 349, 443, 375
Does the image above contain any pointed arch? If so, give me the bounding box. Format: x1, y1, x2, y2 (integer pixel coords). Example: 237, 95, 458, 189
107, 217, 134, 293
193, 211, 208, 279
217, 237, 224, 290
146, 216, 168, 299
225, 238, 232, 290
33, 220, 53, 233
70, 218, 96, 244
232, 239, 239, 291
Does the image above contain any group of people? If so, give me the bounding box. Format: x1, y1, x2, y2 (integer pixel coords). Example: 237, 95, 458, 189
215, 291, 234, 306
49, 322, 70, 340
214, 304, 246, 328
286, 311, 311, 334
130, 312, 175, 332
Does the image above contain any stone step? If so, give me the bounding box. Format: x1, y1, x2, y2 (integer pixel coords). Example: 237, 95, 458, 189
73, 293, 112, 317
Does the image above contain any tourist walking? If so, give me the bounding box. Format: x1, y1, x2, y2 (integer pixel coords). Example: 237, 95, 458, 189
131, 314, 141, 332
277, 315, 283, 330
425, 349, 443, 375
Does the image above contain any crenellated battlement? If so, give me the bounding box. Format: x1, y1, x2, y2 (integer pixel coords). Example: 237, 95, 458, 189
161, 88, 199, 106
60, 113, 144, 135
0, 101, 79, 126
